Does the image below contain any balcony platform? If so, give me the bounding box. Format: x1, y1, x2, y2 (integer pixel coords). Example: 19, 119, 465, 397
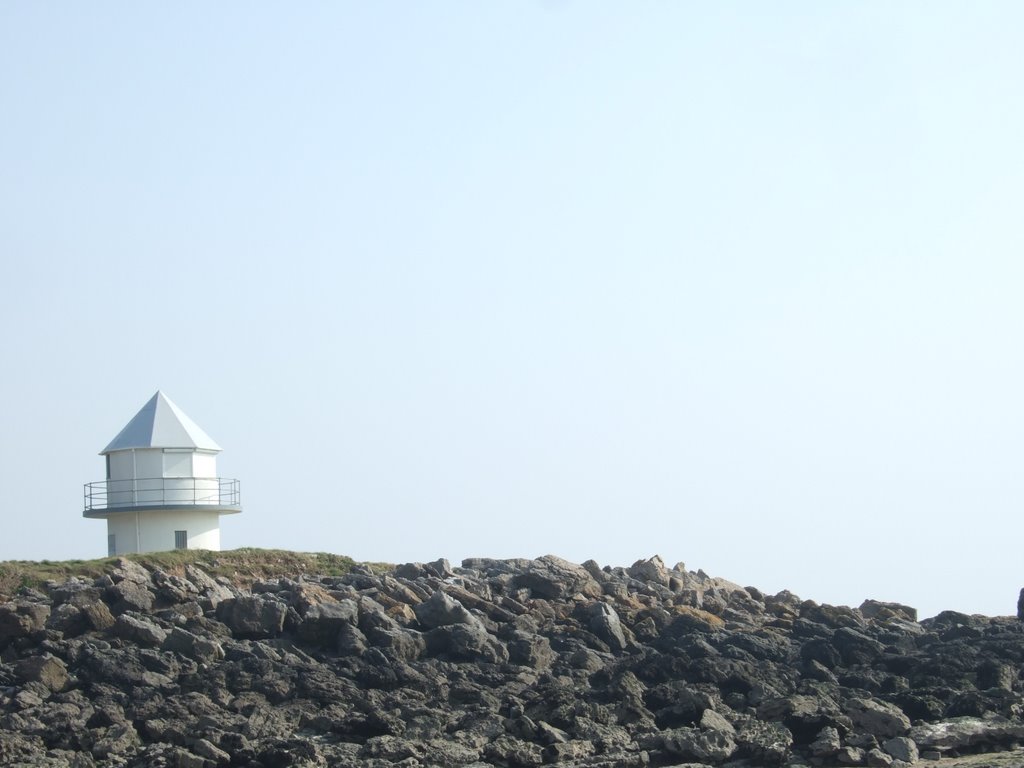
83, 477, 241, 518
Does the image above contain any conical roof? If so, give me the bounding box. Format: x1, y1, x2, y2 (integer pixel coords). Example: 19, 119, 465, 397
101, 391, 222, 454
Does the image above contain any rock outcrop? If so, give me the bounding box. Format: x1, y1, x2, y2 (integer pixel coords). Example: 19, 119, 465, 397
1, 555, 1023, 767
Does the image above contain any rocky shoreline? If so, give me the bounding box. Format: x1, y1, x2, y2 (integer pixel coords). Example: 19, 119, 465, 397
1, 554, 1023, 767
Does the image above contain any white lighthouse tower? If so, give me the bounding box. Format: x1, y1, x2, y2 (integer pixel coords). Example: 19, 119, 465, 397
83, 391, 241, 556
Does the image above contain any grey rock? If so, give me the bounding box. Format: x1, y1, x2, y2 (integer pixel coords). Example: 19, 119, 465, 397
162, 627, 224, 662
184, 565, 234, 608
110, 558, 151, 585
700, 708, 736, 735
662, 726, 737, 763
809, 726, 842, 757
191, 737, 230, 764
628, 555, 671, 587
587, 602, 628, 652
837, 745, 866, 764
511, 555, 600, 599
866, 747, 894, 766
215, 596, 287, 638
106, 580, 154, 615
50, 582, 104, 608
845, 697, 911, 738
860, 599, 918, 623
425, 623, 508, 663
0, 601, 50, 642
909, 716, 1024, 752
46, 603, 88, 636
394, 562, 427, 579
424, 558, 454, 578
81, 600, 115, 632
15, 654, 68, 693
507, 631, 555, 670
114, 613, 168, 646
4, 553, 1024, 768
298, 599, 358, 647
414, 590, 481, 630
369, 627, 425, 661
881, 736, 918, 763
832, 627, 885, 666
734, 718, 792, 765
337, 621, 369, 655
91, 723, 140, 758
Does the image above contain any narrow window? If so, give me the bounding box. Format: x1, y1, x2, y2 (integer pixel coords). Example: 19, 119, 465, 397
174, 530, 188, 550
107, 534, 116, 557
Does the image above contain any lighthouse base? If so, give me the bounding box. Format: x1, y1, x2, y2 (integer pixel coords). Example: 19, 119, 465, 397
105, 509, 224, 555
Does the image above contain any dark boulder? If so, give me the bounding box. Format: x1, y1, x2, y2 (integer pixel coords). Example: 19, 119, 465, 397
215, 596, 287, 639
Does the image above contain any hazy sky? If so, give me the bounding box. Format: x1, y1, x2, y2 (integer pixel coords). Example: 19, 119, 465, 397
3, 4, 1023, 619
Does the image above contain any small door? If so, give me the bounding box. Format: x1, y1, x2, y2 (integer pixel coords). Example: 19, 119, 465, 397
174, 530, 188, 550
108, 534, 116, 557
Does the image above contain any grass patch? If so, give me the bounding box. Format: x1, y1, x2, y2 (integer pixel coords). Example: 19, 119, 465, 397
0, 548, 391, 599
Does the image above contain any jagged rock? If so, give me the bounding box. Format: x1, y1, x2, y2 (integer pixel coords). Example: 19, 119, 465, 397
801, 601, 865, 629
628, 555, 671, 587
106, 580, 154, 615
414, 590, 481, 629
46, 602, 89, 636
587, 602, 628, 652
162, 627, 225, 662
369, 627, 425, 661
844, 697, 911, 738
184, 565, 234, 608
425, 622, 508, 663
3, 553, 1024, 767
836, 745, 865, 764
860, 599, 918, 623
297, 599, 358, 647
15, 654, 68, 692
81, 600, 115, 631
91, 722, 140, 758
512, 555, 600, 599
394, 562, 427, 580
809, 726, 842, 757
424, 557, 454, 578
337, 621, 369, 655
977, 660, 1015, 691
909, 715, 1024, 753
114, 613, 168, 646
50, 581, 104, 608
191, 737, 231, 764
881, 735, 918, 762
110, 558, 151, 584
832, 627, 885, 666
700, 709, 735, 735
734, 718, 792, 765
215, 596, 287, 638
847, 731, 880, 750
0, 601, 50, 643
757, 695, 848, 744
662, 726, 737, 763
866, 747, 893, 766
484, 735, 544, 766
507, 631, 555, 669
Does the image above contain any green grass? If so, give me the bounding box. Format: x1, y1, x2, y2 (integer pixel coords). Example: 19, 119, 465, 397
0, 548, 392, 599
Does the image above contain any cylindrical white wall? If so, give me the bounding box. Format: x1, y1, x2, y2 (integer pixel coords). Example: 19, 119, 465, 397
106, 509, 223, 555
105, 448, 220, 507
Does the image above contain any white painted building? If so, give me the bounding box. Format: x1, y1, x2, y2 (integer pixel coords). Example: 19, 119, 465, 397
83, 392, 241, 555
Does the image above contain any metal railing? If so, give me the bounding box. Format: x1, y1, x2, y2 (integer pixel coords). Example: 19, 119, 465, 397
84, 477, 241, 512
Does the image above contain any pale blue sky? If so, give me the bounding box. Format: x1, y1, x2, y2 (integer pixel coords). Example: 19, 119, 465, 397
2, 4, 1023, 618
